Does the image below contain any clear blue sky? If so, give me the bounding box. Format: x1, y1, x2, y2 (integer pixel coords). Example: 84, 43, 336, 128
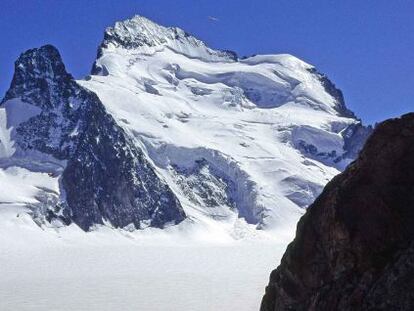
1, 0, 413, 124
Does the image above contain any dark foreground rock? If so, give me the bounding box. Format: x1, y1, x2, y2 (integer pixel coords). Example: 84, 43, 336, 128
261, 113, 414, 310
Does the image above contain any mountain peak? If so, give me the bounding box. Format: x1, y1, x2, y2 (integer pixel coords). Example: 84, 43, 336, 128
93, 15, 237, 71
12, 44, 70, 81
1, 44, 73, 107
103, 15, 183, 49
0, 44, 186, 231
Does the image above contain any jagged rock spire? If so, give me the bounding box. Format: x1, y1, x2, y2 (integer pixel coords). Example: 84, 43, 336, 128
1, 44, 186, 231
2, 45, 73, 109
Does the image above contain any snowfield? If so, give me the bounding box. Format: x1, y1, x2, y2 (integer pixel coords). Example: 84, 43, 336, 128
0, 209, 289, 311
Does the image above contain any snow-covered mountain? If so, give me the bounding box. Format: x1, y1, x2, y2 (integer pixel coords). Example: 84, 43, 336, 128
0, 15, 371, 234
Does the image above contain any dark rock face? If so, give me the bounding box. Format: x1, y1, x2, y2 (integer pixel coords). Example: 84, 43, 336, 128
1, 45, 185, 231
261, 113, 414, 311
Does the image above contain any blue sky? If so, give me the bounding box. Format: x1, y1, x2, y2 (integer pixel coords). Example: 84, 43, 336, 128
1, 0, 413, 124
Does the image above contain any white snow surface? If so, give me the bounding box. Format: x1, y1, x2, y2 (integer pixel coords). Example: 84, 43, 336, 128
0, 207, 289, 311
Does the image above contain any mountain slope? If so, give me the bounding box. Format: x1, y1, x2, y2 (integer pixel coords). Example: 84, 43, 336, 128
0, 45, 185, 231
0, 15, 371, 233
80, 15, 371, 231
261, 113, 414, 310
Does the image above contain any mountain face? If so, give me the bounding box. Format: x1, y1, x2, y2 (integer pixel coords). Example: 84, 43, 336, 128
0, 45, 184, 231
261, 113, 414, 310
0, 15, 370, 232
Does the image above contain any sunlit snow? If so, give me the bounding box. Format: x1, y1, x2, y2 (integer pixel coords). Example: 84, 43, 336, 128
0, 208, 289, 311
